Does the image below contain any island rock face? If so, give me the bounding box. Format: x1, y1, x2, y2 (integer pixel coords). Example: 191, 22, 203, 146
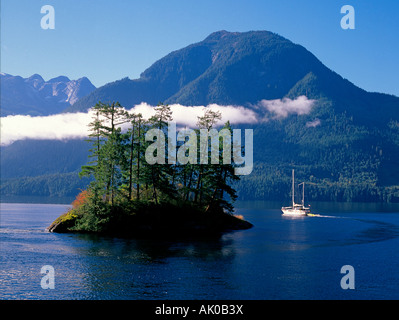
47, 211, 78, 233
47, 206, 253, 238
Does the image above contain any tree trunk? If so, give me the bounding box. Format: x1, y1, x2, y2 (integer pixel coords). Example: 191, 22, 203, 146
136, 123, 141, 201
128, 128, 135, 200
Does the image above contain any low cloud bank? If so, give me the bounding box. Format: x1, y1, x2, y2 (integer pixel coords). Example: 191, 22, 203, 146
1, 112, 93, 146
255, 96, 315, 120
1, 96, 315, 146
131, 103, 258, 127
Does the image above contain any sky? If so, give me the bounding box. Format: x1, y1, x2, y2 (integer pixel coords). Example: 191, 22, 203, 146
1, 0, 399, 96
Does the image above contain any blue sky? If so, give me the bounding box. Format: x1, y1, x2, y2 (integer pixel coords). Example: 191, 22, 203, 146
1, 0, 398, 96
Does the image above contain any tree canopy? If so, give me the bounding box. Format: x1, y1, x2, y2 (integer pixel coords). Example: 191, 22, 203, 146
73, 101, 241, 232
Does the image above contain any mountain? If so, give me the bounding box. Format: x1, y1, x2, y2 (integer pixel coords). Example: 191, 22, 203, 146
71, 30, 323, 111
2, 30, 399, 202
0, 73, 96, 116
68, 30, 398, 126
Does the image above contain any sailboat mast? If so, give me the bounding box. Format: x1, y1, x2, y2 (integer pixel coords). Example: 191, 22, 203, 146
297, 182, 305, 206
292, 169, 295, 207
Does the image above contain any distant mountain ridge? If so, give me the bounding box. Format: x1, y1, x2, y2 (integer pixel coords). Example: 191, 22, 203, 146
0, 73, 96, 116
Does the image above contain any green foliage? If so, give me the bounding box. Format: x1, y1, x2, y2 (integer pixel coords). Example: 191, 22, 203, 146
71, 193, 112, 233
70, 102, 240, 232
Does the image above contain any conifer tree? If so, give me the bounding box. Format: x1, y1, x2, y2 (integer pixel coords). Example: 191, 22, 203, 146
125, 112, 144, 200
146, 103, 175, 204
194, 109, 222, 204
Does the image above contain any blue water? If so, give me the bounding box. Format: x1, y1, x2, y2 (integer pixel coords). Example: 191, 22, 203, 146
1, 201, 399, 300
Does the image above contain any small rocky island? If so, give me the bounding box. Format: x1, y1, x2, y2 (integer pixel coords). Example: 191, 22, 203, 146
48, 102, 253, 238
48, 200, 253, 237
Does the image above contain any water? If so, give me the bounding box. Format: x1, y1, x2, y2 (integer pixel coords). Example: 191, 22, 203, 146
1, 201, 399, 300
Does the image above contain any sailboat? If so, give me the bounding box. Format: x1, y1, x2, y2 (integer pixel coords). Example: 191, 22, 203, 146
281, 169, 311, 216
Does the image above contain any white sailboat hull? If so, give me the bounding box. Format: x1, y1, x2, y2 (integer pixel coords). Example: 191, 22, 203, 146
281, 206, 309, 216
281, 169, 311, 216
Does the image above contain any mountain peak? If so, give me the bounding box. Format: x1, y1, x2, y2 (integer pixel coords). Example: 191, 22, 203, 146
48, 76, 70, 83
203, 30, 284, 44
69, 29, 399, 125
204, 30, 233, 41
28, 74, 44, 82
76, 76, 92, 85
69, 29, 320, 110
